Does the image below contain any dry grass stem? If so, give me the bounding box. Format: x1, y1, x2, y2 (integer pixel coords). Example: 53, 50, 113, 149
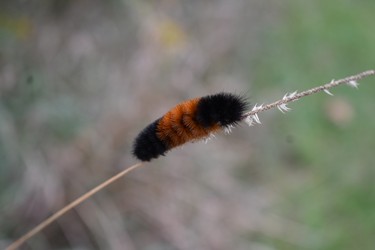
7, 70, 375, 250
243, 70, 375, 125
6, 162, 144, 250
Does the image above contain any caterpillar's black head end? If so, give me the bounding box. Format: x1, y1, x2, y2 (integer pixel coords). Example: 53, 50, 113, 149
196, 92, 249, 128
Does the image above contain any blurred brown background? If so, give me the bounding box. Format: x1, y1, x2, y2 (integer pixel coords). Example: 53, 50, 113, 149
1, 0, 375, 249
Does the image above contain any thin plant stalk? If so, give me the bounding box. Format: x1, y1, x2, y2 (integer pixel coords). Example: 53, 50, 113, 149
243, 70, 374, 126
7, 69, 375, 250
6, 162, 144, 250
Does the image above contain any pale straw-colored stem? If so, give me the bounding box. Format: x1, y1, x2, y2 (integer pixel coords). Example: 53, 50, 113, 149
7, 70, 375, 250
6, 162, 144, 250
242, 70, 375, 119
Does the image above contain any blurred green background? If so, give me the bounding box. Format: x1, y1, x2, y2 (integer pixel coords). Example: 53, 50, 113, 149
1, 0, 374, 249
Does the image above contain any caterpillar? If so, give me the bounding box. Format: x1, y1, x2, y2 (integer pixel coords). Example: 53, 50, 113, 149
132, 92, 249, 161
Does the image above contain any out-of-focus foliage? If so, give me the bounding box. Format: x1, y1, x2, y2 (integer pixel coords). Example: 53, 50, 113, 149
0, 0, 374, 249
254, 1, 375, 249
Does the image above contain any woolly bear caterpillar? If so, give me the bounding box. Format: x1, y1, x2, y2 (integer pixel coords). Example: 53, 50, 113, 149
133, 93, 249, 161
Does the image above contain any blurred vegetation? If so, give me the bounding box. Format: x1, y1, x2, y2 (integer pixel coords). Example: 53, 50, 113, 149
0, 0, 374, 249
254, 0, 375, 249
